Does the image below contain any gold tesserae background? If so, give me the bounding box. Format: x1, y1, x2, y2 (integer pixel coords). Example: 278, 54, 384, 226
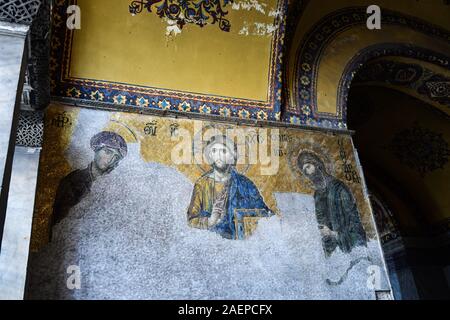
69, 0, 280, 102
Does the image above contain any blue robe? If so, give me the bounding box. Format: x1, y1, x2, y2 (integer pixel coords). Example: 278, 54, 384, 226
211, 169, 272, 239
187, 168, 273, 239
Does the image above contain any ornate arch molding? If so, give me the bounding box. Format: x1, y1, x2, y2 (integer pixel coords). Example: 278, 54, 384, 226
338, 44, 450, 124
281, 0, 309, 120
288, 7, 450, 129
352, 57, 450, 111
352, 57, 450, 112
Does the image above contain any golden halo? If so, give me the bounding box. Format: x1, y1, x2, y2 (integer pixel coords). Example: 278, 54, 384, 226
287, 138, 335, 185
192, 123, 251, 174
108, 119, 139, 143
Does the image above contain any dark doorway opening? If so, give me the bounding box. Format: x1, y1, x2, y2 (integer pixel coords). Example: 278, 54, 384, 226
347, 85, 450, 300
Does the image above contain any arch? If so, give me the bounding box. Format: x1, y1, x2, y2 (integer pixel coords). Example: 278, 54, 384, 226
350, 56, 450, 118
287, 7, 450, 129
338, 44, 450, 125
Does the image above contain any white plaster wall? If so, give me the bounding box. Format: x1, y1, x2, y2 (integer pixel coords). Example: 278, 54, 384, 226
26, 144, 388, 299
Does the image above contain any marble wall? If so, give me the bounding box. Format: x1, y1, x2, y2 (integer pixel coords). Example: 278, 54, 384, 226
0, 22, 29, 242
0, 21, 28, 188
0, 147, 40, 299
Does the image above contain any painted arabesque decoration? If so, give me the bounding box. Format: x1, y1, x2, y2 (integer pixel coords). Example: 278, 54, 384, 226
129, 0, 234, 32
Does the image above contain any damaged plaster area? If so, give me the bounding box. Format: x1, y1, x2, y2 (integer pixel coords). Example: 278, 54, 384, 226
24, 109, 390, 300
25, 154, 387, 299
161, 1, 281, 39
239, 21, 278, 36
233, 0, 281, 37
232, 0, 268, 14
164, 18, 182, 38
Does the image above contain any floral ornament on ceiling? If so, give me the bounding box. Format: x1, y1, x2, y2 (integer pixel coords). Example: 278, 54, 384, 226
420, 77, 450, 107
388, 122, 450, 176
129, 0, 234, 32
